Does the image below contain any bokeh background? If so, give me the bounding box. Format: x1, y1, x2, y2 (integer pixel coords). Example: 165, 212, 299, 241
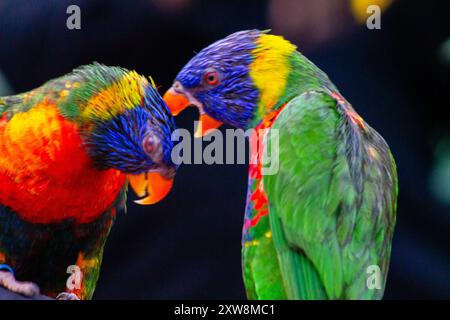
0, 0, 448, 299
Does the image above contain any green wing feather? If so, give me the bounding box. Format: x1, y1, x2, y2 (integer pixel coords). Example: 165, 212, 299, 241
263, 90, 397, 299
0, 63, 129, 119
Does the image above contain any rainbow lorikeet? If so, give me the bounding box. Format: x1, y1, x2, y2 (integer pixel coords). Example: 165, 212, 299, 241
164, 30, 398, 299
0, 64, 176, 299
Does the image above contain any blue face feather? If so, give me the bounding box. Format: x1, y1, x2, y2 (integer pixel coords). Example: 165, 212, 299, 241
175, 30, 261, 129
87, 84, 176, 175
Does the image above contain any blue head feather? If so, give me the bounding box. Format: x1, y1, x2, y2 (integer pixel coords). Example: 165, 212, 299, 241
176, 30, 262, 129
87, 84, 176, 174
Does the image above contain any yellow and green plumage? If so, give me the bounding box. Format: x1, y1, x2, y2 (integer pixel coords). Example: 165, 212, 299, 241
164, 30, 398, 299
0, 63, 176, 299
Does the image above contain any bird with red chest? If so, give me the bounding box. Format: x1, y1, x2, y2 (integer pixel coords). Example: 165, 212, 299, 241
0, 63, 177, 299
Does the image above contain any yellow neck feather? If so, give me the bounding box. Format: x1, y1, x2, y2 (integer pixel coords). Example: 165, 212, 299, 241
249, 34, 297, 118
81, 71, 149, 121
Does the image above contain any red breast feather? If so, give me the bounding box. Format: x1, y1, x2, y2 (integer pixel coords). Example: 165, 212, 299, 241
0, 100, 125, 224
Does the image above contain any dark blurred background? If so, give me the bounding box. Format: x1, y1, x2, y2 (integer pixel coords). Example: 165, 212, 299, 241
0, 0, 448, 299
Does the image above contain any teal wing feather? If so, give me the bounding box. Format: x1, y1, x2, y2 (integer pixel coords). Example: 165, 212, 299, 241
263, 90, 397, 299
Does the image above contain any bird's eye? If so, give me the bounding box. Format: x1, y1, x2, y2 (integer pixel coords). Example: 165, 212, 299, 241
143, 133, 164, 162
143, 135, 155, 154
204, 69, 220, 86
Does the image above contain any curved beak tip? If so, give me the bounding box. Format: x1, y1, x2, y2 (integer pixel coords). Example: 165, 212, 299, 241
127, 172, 174, 206
163, 88, 190, 116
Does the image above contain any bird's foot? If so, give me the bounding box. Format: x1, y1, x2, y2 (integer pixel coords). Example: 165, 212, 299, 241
56, 292, 80, 300
0, 270, 40, 297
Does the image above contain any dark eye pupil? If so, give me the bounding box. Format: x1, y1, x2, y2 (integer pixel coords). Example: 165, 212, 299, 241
205, 71, 218, 85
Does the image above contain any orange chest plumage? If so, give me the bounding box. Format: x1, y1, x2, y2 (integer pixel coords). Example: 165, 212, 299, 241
0, 101, 126, 224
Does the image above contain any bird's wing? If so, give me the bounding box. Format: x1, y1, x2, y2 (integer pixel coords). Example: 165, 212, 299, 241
0, 71, 80, 118
263, 90, 397, 299
0, 63, 128, 120
0, 93, 28, 117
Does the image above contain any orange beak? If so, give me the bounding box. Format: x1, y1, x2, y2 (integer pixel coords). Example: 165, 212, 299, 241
127, 172, 173, 205
163, 87, 190, 116
194, 114, 222, 138
163, 86, 222, 137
